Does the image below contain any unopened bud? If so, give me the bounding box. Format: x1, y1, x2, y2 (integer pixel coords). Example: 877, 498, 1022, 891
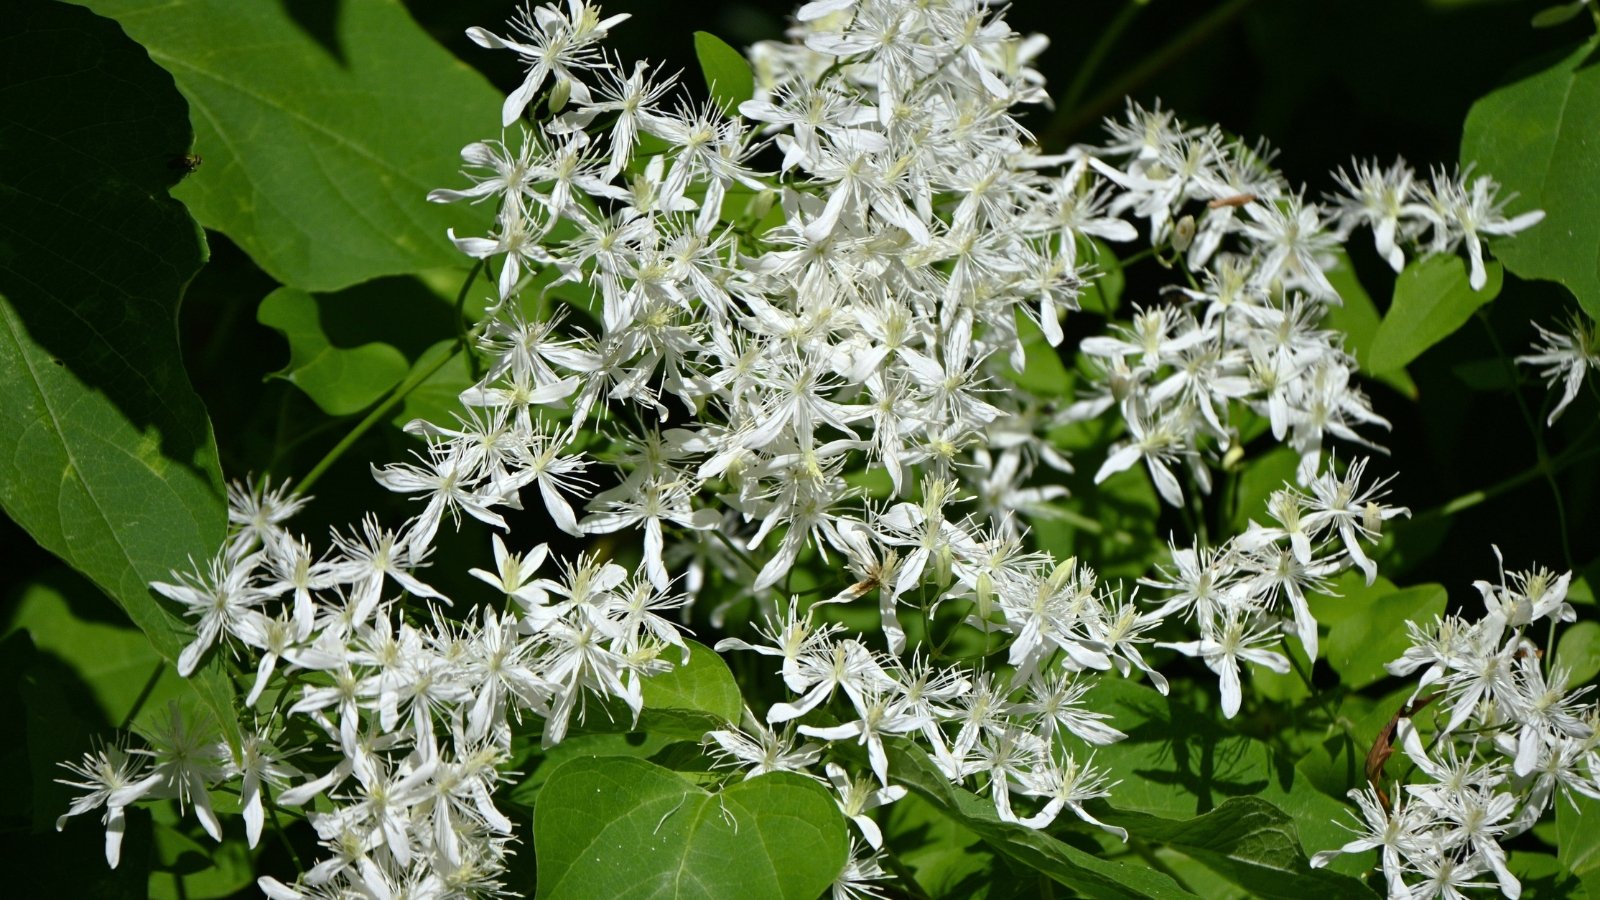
1172, 215, 1196, 253
548, 79, 572, 115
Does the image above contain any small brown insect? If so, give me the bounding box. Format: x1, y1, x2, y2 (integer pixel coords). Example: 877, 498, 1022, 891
1207, 193, 1255, 209
169, 153, 203, 175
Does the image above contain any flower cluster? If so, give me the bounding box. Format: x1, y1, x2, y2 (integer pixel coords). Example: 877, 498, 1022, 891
1313, 553, 1597, 900
51, 0, 1553, 895
1076, 114, 1543, 499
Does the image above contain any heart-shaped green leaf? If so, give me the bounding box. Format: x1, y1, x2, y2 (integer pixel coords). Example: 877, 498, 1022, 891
534, 756, 847, 900
71, 0, 503, 292
1461, 37, 1600, 318
0, 0, 238, 750
641, 639, 745, 724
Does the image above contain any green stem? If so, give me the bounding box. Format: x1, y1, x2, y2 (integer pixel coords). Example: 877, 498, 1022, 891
120, 661, 165, 730
1408, 431, 1600, 523
295, 345, 463, 495
294, 263, 483, 495
1059, 2, 1146, 116
1479, 312, 1573, 567
266, 786, 306, 873
1042, 0, 1266, 147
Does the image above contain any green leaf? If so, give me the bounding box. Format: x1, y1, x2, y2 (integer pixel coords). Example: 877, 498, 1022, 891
1323, 254, 1418, 398
149, 802, 254, 900
1558, 793, 1600, 876
1103, 799, 1375, 899
1558, 621, 1600, 687
1079, 240, 1126, 317
1082, 678, 1371, 878
534, 756, 847, 900
1229, 447, 1300, 534
1461, 37, 1600, 318
1312, 573, 1448, 690
0, 0, 238, 750
1368, 255, 1501, 374
391, 340, 476, 430
71, 0, 503, 293
641, 640, 744, 724
886, 742, 1197, 899
694, 32, 756, 116
258, 288, 410, 415
6, 570, 188, 729
884, 793, 1005, 898
1006, 312, 1072, 396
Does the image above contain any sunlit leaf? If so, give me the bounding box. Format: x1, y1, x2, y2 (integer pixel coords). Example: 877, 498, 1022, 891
534, 756, 847, 900
71, 0, 503, 292
1461, 36, 1600, 317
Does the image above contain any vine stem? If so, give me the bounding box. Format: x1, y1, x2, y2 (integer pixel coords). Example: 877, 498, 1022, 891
1041, 0, 1266, 147
294, 261, 483, 496
1407, 422, 1600, 523
1058, 1, 1146, 117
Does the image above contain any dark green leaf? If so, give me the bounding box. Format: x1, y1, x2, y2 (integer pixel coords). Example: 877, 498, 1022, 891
694, 32, 756, 116
886, 742, 1197, 899
71, 0, 503, 292
534, 756, 847, 900
6, 570, 188, 729
258, 287, 410, 415
1461, 37, 1600, 317
1368, 255, 1501, 374
1103, 799, 1375, 899
0, 0, 238, 749
1082, 678, 1371, 879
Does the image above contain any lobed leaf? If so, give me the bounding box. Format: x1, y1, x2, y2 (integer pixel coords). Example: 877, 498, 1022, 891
70, 0, 503, 292
0, 0, 238, 749
257, 287, 410, 416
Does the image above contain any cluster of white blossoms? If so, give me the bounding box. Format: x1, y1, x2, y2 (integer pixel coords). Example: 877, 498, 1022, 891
1313, 554, 1598, 900
1075, 117, 1546, 498
51, 0, 1555, 896
1518, 312, 1600, 424
1144, 456, 1408, 718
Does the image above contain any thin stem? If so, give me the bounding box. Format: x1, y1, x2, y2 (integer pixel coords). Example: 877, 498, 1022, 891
1408, 430, 1600, 522
120, 661, 166, 730
295, 263, 484, 495
266, 785, 306, 872
295, 345, 464, 495
1042, 0, 1266, 147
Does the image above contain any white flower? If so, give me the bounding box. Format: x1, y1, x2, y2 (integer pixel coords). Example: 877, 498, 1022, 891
1517, 313, 1599, 424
